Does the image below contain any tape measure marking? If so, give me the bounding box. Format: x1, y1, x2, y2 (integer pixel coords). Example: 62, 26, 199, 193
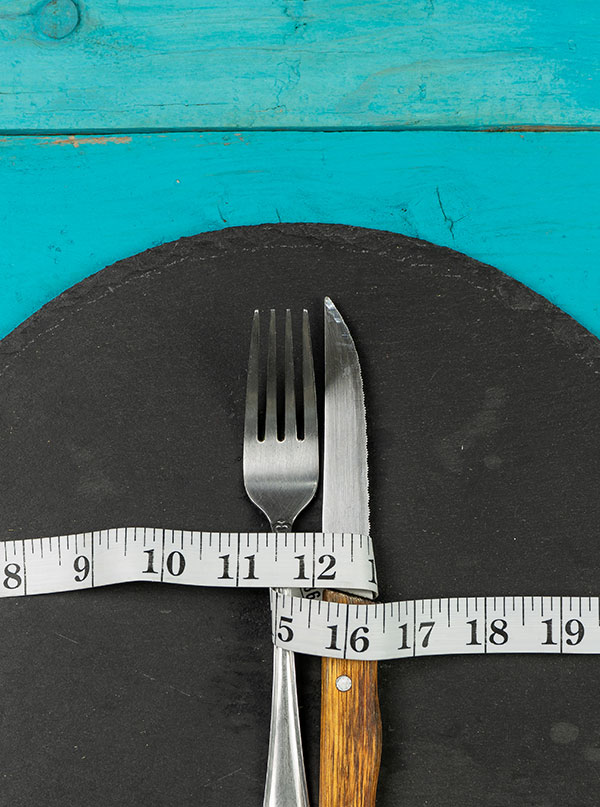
272, 592, 600, 660
0, 528, 376, 599
5, 528, 600, 663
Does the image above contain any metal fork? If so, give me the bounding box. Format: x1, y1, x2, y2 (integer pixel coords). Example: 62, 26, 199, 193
244, 309, 318, 807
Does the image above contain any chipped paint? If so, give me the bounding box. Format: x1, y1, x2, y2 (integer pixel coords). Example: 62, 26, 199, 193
483, 125, 600, 132
50, 135, 132, 148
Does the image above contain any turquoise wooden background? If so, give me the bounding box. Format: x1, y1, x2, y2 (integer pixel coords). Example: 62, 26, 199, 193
1, 0, 599, 338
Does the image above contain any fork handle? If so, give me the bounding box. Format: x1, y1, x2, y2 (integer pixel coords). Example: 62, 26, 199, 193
263, 587, 310, 807
319, 590, 382, 807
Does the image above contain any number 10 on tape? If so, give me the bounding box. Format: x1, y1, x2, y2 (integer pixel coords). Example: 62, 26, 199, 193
0, 529, 376, 597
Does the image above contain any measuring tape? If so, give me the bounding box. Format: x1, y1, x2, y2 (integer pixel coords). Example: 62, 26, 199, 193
0, 527, 376, 599
2, 527, 599, 662
273, 592, 600, 660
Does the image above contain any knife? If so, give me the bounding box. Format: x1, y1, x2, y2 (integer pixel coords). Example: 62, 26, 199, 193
319, 297, 382, 807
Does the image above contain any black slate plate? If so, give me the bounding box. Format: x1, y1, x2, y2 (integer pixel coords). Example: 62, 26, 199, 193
1, 223, 599, 806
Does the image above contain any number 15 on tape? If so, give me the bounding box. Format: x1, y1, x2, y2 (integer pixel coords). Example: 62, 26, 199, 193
273, 595, 600, 661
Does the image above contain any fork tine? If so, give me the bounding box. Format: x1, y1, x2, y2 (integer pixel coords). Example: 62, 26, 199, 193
284, 309, 296, 439
244, 310, 260, 442
265, 309, 278, 440
302, 309, 317, 440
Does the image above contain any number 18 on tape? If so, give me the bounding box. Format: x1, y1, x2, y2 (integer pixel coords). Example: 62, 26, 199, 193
273, 595, 600, 661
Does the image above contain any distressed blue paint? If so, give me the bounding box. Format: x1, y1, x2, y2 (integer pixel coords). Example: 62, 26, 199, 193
0, 0, 598, 131
0, 131, 598, 339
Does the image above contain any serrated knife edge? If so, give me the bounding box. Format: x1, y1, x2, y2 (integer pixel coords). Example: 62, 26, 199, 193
323, 296, 370, 541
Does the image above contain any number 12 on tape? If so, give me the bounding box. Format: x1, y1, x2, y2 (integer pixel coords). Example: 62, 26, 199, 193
273, 595, 600, 661
0, 529, 377, 597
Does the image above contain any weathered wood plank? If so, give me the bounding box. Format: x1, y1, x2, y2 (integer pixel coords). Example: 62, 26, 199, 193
0, 131, 598, 339
0, 0, 598, 131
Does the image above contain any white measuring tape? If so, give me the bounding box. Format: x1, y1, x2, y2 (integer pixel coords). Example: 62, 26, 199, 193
1, 527, 598, 662
0, 527, 376, 599
272, 591, 600, 660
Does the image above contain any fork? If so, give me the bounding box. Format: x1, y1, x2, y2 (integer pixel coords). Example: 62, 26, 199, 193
244, 309, 319, 807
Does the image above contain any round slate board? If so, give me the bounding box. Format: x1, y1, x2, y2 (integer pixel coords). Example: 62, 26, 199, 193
1, 223, 600, 807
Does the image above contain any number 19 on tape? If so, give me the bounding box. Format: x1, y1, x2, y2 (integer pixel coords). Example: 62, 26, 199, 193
273, 595, 600, 661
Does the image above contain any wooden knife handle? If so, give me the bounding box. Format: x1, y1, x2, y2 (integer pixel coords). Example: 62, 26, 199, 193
319, 590, 382, 807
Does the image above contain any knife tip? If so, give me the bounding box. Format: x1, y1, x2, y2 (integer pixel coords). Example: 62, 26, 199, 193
324, 296, 343, 324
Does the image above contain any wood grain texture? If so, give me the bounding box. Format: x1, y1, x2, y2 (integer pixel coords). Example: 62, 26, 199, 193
320, 590, 382, 807
0, 130, 599, 341
0, 0, 598, 132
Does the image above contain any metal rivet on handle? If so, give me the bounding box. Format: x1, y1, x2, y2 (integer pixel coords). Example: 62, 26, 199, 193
36, 0, 80, 39
335, 675, 352, 692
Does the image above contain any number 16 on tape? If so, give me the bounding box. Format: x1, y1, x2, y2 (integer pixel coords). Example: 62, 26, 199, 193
275, 595, 600, 661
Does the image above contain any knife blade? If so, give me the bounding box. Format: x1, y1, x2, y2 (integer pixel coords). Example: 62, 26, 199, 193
319, 297, 382, 807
